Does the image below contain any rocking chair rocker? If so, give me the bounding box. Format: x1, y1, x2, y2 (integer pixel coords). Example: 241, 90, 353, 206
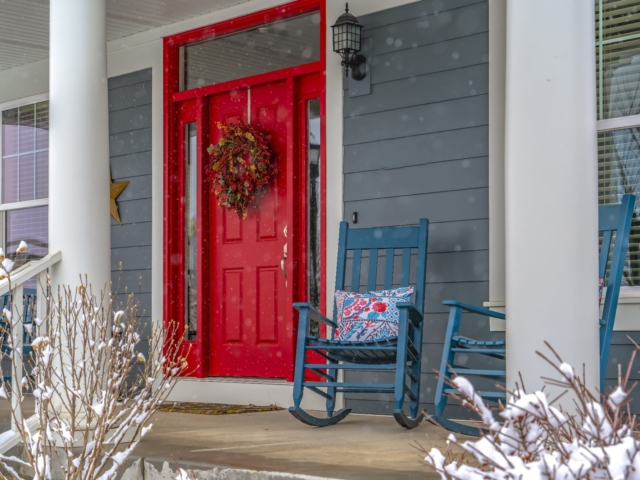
289, 219, 429, 428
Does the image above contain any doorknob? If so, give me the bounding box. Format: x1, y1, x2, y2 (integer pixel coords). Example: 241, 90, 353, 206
280, 243, 288, 279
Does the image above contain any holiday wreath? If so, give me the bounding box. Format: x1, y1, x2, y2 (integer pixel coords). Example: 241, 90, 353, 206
206, 122, 277, 218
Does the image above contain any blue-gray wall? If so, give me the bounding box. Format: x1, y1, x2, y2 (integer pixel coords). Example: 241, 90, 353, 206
342, 0, 493, 417
108, 69, 152, 361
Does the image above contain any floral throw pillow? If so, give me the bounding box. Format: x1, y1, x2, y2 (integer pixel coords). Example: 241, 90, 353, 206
334, 287, 415, 342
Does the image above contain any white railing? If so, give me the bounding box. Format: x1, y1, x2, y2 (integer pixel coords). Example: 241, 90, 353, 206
0, 251, 61, 453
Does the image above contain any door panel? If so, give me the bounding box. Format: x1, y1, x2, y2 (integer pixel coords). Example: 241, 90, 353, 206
209, 81, 292, 378
257, 267, 278, 343
222, 270, 243, 343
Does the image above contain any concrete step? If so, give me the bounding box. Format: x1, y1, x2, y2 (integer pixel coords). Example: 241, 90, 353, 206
120, 458, 339, 480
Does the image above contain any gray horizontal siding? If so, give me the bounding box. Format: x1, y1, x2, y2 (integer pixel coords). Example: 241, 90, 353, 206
344, 157, 488, 201
372, 33, 488, 85
428, 219, 488, 253
112, 269, 152, 294
344, 187, 489, 226
111, 223, 152, 248
112, 293, 152, 318
112, 198, 152, 224
363, 0, 485, 30
113, 174, 152, 201
108, 81, 152, 112
108, 69, 153, 350
344, 125, 488, 174
109, 128, 153, 157
112, 246, 151, 271
368, 2, 488, 57
108, 68, 152, 90
341, 0, 491, 418
344, 95, 488, 145
109, 104, 152, 135
344, 63, 489, 117
111, 151, 153, 178
424, 282, 488, 314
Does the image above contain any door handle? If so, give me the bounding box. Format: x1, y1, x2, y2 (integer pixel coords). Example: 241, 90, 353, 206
280, 243, 288, 279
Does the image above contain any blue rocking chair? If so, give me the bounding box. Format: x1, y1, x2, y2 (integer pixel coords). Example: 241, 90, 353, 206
430, 194, 636, 436
289, 219, 429, 428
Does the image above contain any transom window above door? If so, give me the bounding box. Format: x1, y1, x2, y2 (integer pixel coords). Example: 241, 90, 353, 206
179, 12, 321, 90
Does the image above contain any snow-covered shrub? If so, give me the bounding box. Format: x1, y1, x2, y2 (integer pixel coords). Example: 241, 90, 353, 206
0, 243, 189, 480
424, 343, 640, 479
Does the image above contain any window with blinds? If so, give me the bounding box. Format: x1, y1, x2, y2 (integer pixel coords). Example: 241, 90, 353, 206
0, 100, 49, 287
1, 102, 49, 203
597, 1, 640, 285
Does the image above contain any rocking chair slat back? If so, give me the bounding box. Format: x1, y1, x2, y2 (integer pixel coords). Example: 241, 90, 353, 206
338, 224, 428, 293
367, 249, 379, 291
351, 249, 362, 293
331, 220, 429, 338
401, 248, 411, 287
384, 248, 394, 290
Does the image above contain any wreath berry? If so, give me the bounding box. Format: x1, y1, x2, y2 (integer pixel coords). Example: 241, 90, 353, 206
205, 122, 277, 219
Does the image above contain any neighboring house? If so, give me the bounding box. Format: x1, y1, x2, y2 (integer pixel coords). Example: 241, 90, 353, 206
0, 0, 634, 416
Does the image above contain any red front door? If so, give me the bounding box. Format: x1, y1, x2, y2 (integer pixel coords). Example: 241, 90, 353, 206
164, 1, 325, 381
208, 80, 294, 378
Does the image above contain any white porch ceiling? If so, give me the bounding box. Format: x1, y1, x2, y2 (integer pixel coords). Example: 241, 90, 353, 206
0, 0, 253, 71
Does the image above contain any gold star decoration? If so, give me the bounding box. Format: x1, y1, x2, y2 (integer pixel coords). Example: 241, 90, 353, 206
110, 172, 130, 225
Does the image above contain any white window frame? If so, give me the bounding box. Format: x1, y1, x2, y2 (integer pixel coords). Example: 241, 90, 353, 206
0, 93, 50, 254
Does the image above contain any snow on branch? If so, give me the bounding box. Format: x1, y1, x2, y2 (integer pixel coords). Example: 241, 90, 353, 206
0, 242, 191, 480
422, 342, 640, 479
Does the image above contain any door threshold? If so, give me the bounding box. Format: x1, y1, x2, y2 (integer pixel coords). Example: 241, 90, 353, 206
167, 376, 326, 410
204, 376, 289, 384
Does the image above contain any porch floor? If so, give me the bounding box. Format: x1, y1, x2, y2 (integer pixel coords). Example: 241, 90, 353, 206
129, 408, 470, 479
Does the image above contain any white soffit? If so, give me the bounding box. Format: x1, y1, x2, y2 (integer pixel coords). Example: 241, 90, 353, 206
0, 0, 254, 71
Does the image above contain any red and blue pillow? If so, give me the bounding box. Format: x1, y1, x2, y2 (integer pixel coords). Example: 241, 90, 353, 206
334, 287, 415, 342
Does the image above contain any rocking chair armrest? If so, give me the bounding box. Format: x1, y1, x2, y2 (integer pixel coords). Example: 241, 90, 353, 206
293, 303, 338, 329
396, 302, 424, 327
442, 300, 506, 320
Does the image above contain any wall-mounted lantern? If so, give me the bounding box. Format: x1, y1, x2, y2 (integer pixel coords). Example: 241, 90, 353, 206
331, 3, 366, 81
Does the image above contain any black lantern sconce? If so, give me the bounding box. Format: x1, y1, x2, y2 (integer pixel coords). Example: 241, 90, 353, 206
331, 3, 366, 81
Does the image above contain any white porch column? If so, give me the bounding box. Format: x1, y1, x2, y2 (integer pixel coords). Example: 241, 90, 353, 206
505, 2, 599, 394
49, 0, 110, 292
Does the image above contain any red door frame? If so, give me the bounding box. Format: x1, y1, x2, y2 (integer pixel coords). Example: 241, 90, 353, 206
163, 0, 327, 379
